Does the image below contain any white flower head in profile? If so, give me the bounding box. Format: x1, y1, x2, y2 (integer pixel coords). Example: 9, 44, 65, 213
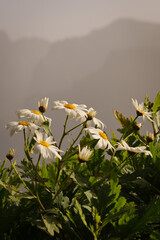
78, 144, 93, 162
5, 121, 38, 136
34, 131, 63, 160
17, 107, 51, 126
81, 107, 106, 129
17, 109, 44, 125
116, 140, 152, 157
38, 97, 49, 113
132, 98, 153, 122
52, 100, 87, 120
86, 127, 114, 150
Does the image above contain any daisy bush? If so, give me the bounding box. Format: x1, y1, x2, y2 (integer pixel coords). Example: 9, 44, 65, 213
1, 92, 160, 240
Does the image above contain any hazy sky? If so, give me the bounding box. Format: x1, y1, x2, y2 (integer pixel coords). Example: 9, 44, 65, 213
1, 0, 160, 41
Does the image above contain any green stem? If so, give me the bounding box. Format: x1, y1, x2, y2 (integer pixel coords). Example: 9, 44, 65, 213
55, 159, 62, 183
11, 161, 45, 211
56, 116, 69, 183
11, 161, 36, 199
152, 120, 158, 138
56, 123, 85, 183
119, 115, 138, 141
66, 120, 86, 135
36, 154, 41, 168
56, 119, 86, 183
30, 159, 55, 194
23, 129, 27, 148
42, 113, 57, 144
53, 162, 81, 202
58, 115, 69, 149
69, 125, 85, 150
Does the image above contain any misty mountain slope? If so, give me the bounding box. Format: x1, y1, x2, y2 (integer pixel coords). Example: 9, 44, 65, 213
30, 19, 160, 97
0, 32, 50, 118
65, 47, 160, 131
0, 33, 51, 159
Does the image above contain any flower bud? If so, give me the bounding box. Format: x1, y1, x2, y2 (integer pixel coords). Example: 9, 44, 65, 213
133, 122, 142, 131
6, 148, 15, 160
146, 131, 154, 143
38, 97, 49, 113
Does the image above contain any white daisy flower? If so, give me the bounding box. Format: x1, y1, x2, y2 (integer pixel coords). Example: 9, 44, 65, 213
78, 144, 93, 162
17, 108, 52, 126
81, 107, 106, 129
86, 127, 114, 150
34, 131, 63, 160
132, 98, 153, 122
38, 97, 49, 113
17, 109, 44, 125
116, 140, 152, 157
5, 121, 38, 136
52, 100, 87, 120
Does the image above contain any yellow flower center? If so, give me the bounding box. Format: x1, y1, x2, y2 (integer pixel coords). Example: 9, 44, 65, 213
64, 104, 76, 109
31, 110, 41, 115
99, 131, 108, 140
18, 121, 30, 126
39, 140, 50, 148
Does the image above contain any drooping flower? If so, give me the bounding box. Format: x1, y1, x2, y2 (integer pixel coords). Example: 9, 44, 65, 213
132, 98, 153, 122
86, 127, 114, 150
17, 109, 44, 125
78, 144, 93, 162
52, 100, 87, 120
34, 131, 63, 160
116, 140, 152, 157
17, 108, 52, 126
38, 97, 49, 113
81, 107, 106, 129
5, 121, 38, 136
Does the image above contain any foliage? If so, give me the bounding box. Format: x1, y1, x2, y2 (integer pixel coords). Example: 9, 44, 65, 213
0, 93, 160, 239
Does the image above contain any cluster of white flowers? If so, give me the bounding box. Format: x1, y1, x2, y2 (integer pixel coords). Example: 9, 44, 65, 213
6, 97, 62, 160
52, 100, 114, 155
6, 97, 153, 162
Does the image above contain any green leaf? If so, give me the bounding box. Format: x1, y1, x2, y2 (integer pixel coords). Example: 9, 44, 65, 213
123, 196, 160, 239
75, 199, 88, 228
0, 180, 34, 200
150, 230, 160, 240
118, 202, 136, 226
113, 110, 131, 129
153, 91, 160, 118
149, 142, 160, 168
114, 197, 126, 212
66, 209, 77, 227
41, 158, 48, 179
109, 179, 121, 201
42, 214, 62, 236
92, 206, 101, 225
47, 162, 57, 187
84, 190, 93, 203
89, 176, 99, 187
